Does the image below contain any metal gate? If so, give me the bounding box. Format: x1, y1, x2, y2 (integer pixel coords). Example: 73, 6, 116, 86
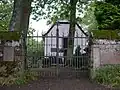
26, 23, 91, 78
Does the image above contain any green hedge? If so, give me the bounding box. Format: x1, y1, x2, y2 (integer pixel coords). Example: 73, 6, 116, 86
91, 30, 120, 40
0, 31, 20, 40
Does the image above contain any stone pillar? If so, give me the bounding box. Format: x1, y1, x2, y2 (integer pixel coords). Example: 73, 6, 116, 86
90, 45, 100, 79
3, 47, 14, 61
92, 45, 100, 68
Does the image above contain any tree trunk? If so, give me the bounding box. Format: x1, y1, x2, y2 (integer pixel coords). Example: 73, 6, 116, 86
20, 0, 33, 70
9, 0, 33, 70
9, 0, 22, 31
66, 0, 78, 66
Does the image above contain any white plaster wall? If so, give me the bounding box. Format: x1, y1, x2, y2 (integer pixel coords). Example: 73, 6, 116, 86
73, 26, 88, 54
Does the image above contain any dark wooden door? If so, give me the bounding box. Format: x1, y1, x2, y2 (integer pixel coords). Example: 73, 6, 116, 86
63, 37, 68, 57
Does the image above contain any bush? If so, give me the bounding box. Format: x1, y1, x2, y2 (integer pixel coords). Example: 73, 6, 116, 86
0, 61, 19, 77
0, 75, 16, 86
94, 1, 120, 30
0, 70, 39, 86
14, 71, 39, 85
0, 61, 39, 86
94, 64, 120, 88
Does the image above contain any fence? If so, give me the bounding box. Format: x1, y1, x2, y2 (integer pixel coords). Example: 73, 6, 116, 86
26, 30, 91, 78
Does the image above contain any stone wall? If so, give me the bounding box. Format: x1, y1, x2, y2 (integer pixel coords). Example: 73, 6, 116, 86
92, 40, 120, 67
90, 39, 120, 79
0, 40, 22, 61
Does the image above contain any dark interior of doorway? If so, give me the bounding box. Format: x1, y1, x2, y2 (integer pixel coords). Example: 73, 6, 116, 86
63, 37, 68, 57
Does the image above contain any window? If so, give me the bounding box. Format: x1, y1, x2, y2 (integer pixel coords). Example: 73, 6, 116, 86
51, 48, 57, 52
51, 48, 64, 52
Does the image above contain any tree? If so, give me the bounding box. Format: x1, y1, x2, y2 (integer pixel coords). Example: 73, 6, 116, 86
8, 0, 33, 69
9, 0, 32, 31
94, 1, 120, 30
9, 0, 92, 68
31, 0, 92, 65
32, 0, 91, 24
27, 38, 44, 68
105, 0, 120, 6
82, 0, 120, 31
0, 0, 13, 30
81, 2, 98, 31
66, 0, 78, 64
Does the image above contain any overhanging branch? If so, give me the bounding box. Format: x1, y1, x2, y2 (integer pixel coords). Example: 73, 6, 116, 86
0, 14, 7, 20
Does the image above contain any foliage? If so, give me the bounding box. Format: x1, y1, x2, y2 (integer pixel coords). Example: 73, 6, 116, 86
0, 61, 19, 77
94, 64, 120, 88
72, 45, 82, 68
0, 61, 38, 86
0, 70, 38, 86
0, 61, 20, 86
91, 30, 120, 39
27, 39, 44, 57
14, 71, 38, 85
82, 2, 98, 31
0, 55, 38, 86
0, 75, 16, 86
32, 0, 91, 24
27, 38, 44, 68
0, 0, 13, 31
105, 0, 120, 6
74, 45, 81, 56
0, 31, 20, 40
94, 1, 120, 30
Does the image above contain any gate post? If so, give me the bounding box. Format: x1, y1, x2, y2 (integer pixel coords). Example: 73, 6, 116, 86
56, 21, 59, 77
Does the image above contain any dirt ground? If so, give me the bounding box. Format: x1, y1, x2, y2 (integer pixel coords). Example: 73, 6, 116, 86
0, 77, 116, 90
0, 69, 117, 90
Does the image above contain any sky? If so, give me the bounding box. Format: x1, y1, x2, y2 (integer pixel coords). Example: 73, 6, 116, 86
29, 16, 51, 42
29, 16, 49, 36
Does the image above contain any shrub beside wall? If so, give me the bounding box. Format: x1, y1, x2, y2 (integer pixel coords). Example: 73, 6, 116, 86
0, 61, 19, 77
94, 64, 120, 88
0, 61, 23, 86
0, 61, 39, 86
